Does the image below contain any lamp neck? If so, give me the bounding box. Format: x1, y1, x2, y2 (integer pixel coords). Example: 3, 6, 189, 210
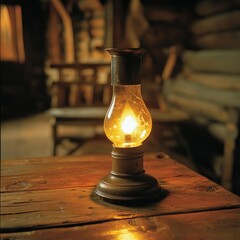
106, 48, 145, 85
112, 84, 142, 97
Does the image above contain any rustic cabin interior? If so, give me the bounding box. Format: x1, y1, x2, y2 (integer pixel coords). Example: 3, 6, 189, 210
1, 0, 240, 238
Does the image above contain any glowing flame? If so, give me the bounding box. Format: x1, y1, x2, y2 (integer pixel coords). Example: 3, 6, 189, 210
121, 116, 137, 134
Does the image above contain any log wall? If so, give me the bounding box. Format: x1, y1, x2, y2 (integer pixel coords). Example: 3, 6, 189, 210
165, 0, 240, 120
140, 0, 196, 82
162, 0, 240, 192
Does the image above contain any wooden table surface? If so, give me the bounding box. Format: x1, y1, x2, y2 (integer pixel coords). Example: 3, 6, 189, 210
1, 153, 240, 239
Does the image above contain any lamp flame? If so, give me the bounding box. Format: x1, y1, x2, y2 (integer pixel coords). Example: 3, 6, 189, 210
121, 116, 137, 134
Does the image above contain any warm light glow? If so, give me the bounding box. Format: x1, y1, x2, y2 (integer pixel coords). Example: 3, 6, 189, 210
121, 116, 137, 134
104, 85, 152, 148
108, 228, 141, 240
117, 230, 140, 240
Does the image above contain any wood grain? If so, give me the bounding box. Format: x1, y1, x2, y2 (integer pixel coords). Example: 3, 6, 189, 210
144, 6, 191, 24
164, 88, 238, 123
182, 71, 240, 90
192, 30, 240, 49
171, 78, 240, 107
1, 208, 240, 239
1, 154, 240, 231
191, 10, 240, 35
195, 0, 240, 16
183, 50, 240, 74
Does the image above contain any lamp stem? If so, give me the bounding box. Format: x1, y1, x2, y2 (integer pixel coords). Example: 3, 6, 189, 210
111, 146, 144, 175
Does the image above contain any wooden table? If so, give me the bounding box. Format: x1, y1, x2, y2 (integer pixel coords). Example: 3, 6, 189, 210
1, 153, 240, 239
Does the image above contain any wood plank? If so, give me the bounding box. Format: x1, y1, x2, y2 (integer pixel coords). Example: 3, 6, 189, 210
49, 107, 189, 124
51, 0, 75, 62
144, 6, 191, 24
1, 154, 200, 192
192, 30, 240, 49
182, 71, 240, 90
191, 10, 240, 35
165, 90, 238, 123
47, 5, 62, 62
195, 0, 240, 16
208, 123, 238, 142
183, 50, 240, 74
1, 155, 240, 231
171, 78, 240, 107
1, 208, 240, 239
50, 107, 108, 119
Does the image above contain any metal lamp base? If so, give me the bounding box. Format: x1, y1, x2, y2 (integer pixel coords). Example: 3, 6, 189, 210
94, 146, 164, 205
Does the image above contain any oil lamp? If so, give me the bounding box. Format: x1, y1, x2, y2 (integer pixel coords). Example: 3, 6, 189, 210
95, 48, 163, 205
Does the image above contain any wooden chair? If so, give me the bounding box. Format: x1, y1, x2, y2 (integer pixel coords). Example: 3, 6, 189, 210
49, 62, 111, 155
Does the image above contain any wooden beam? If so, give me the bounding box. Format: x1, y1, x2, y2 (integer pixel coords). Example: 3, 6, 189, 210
183, 50, 240, 74
182, 71, 240, 90
51, 0, 75, 62
191, 10, 240, 35
165, 90, 238, 123
172, 78, 240, 107
192, 30, 240, 49
195, 0, 240, 16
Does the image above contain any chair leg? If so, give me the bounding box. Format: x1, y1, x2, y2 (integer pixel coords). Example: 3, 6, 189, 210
66, 139, 86, 155
51, 117, 57, 156
221, 123, 238, 190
